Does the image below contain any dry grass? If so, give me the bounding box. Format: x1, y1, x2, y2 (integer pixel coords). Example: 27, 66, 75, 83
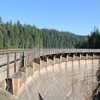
0, 89, 20, 100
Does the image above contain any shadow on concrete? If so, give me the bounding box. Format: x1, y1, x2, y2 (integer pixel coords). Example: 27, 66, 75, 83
0, 58, 20, 67
38, 93, 44, 100
92, 67, 100, 100
6, 79, 13, 94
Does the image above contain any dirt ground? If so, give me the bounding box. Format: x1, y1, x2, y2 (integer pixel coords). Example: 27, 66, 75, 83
0, 89, 20, 100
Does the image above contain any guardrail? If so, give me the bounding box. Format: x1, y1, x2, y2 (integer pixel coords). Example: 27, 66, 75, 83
0, 49, 100, 79
1, 48, 100, 66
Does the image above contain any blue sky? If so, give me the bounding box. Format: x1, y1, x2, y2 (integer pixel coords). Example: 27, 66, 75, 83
0, 0, 100, 35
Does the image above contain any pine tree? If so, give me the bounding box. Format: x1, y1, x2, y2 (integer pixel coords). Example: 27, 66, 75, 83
0, 32, 3, 48
0, 17, 2, 24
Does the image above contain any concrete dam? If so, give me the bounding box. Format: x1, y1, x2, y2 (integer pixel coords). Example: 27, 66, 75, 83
0, 49, 100, 100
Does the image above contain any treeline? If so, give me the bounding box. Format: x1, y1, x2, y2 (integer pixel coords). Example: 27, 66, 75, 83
0, 17, 84, 49
82, 28, 100, 48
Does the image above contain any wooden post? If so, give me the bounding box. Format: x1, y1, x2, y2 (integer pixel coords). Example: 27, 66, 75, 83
20, 52, 22, 70
22, 51, 24, 67
19, 52, 22, 78
7, 53, 9, 77
14, 52, 16, 73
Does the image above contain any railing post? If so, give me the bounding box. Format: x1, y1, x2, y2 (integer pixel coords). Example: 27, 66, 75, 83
22, 51, 24, 67
20, 52, 22, 70
14, 52, 16, 73
7, 53, 9, 77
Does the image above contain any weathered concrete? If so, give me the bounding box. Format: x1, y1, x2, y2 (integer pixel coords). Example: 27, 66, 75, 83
17, 59, 99, 100
0, 61, 20, 82
0, 88, 20, 100
0, 49, 100, 100
92, 67, 100, 100
0, 80, 6, 91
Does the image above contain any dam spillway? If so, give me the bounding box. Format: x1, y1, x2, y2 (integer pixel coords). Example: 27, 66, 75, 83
0, 49, 100, 100
17, 58, 99, 100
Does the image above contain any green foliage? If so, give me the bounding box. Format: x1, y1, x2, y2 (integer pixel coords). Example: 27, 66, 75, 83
7, 45, 18, 49
0, 32, 3, 48
0, 17, 2, 24
0, 16, 84, 49
82, 28, 100, 48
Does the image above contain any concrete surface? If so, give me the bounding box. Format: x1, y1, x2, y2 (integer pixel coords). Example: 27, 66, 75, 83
17, 59, 99, 100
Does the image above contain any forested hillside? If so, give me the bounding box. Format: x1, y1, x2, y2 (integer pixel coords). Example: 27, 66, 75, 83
0, 17, 84, 49
82, 28, 100, 48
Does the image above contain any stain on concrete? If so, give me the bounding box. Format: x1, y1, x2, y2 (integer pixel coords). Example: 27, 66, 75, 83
38, 93, 43, 100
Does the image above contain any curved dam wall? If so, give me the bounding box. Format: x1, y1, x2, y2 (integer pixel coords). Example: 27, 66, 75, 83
17, 59, 99, 100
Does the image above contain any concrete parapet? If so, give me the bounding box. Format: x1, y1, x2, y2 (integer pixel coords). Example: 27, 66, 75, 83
0, 62, 20, 82
0, 80, 6, 91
